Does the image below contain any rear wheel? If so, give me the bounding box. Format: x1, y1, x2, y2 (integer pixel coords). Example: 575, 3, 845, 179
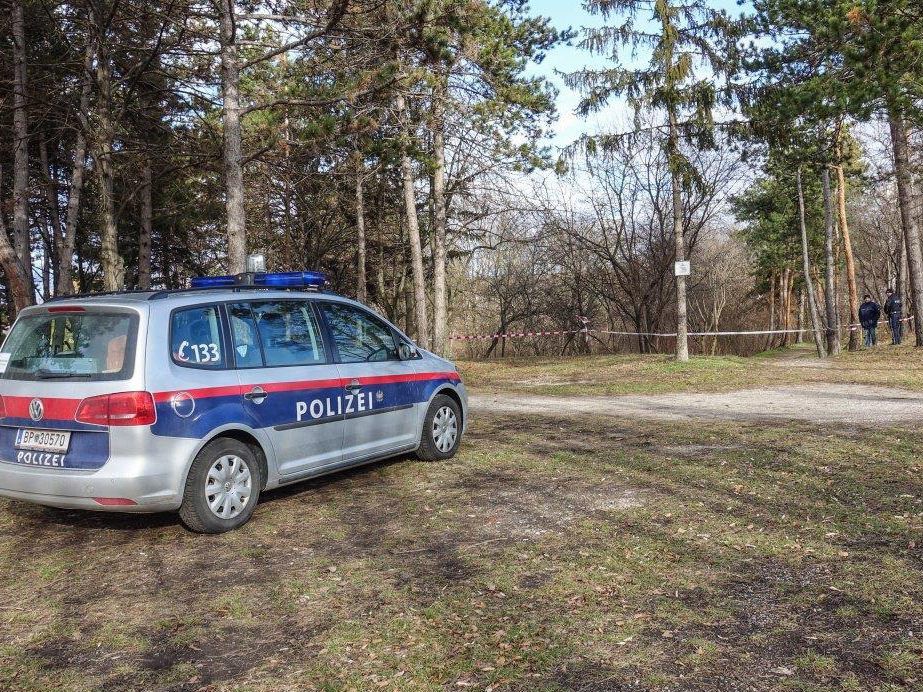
416, 394, 462, 461
179, 438, 262, 533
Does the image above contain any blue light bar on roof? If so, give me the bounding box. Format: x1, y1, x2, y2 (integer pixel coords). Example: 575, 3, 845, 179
260, 271, 326, 288
190, 271, 326, 290
190, 275, 237, 288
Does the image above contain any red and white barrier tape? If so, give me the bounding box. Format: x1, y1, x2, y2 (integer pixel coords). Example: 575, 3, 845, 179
600, 328, 808, 338
846, 315, 914, 332
450, 316, 917, 341
451, 327, 806, 341
450, 329, 583, 341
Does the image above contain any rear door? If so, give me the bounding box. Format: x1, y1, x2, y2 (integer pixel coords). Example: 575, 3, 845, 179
229, 300, 344, 477
317, 301, 419, 462
0, 306, 143, 472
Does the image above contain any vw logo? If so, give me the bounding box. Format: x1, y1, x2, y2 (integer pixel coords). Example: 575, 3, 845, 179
29, 398, 43, 422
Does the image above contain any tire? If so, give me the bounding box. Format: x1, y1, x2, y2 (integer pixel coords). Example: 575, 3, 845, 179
179, 438, 262, 533
416, 394, 462, 461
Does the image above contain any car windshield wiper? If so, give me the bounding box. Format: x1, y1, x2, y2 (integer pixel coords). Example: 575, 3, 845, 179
35, 369, 92, 379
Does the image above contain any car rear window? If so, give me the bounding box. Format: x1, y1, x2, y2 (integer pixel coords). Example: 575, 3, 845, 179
0, 310, 138, 382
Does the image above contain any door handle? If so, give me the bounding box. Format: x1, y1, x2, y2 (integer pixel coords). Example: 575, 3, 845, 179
344, 379, 362, 393
244, 386, 268, 403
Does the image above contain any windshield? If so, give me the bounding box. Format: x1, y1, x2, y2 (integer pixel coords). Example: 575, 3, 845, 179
0, 310, 139, 382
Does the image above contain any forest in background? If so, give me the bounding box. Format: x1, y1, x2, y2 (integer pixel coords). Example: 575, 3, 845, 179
1, 0, 922, 360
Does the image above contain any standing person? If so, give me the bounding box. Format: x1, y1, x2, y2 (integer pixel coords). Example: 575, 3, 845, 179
884, 288, 903, 345
858, 294, 881, 347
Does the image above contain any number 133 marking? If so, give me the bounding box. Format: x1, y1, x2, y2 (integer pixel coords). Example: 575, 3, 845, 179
177, 340, 220, 363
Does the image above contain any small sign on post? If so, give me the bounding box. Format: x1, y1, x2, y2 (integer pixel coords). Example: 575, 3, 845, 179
674, 260, 691, 276
578, 315, 590, 352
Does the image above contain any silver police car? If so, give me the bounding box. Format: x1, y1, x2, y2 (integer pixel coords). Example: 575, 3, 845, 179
0, 271, 467, 532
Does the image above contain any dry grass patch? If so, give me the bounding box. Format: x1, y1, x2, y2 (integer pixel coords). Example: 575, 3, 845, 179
459, 342, 923, 396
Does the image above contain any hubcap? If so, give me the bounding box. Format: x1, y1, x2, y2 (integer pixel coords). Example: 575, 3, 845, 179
432, 406, 458, 453
205, 454, 252, 520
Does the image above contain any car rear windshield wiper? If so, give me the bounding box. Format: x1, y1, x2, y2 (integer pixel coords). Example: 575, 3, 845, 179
35, 369, 93, 379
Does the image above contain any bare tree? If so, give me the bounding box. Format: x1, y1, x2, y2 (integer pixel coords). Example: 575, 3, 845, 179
395, 87, 429, 349
888, 113, 923, 345
431, 73, 449, 356
835, 161, 860, 350
798, 168, 827, 357
821, 168, 841, 354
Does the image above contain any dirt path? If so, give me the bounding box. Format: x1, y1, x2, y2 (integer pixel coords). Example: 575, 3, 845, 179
470, 383, 923, 425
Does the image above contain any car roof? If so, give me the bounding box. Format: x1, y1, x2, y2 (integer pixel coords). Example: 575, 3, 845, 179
42, 287, 338, 305
33, 288, 374, 315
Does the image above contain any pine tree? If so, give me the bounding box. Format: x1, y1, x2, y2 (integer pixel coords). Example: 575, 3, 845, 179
750, 0, 923, 345
566, 0, 741, 361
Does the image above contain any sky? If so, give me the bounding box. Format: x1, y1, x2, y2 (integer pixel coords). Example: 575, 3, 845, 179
525, 0, 752, 152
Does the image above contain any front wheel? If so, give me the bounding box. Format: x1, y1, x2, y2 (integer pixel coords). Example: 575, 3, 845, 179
179, 438, 262, 533
416, 394, 462, 461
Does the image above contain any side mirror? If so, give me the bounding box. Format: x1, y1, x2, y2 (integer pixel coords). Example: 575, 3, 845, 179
398, 342, 418, 360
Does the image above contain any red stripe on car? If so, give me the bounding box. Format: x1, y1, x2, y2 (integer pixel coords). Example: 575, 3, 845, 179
2, 395, 82, 420
152, 371, 459, 403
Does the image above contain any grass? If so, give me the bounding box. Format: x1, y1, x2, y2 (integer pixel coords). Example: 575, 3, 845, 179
458, 341, 923, 396
0, 346, 921, 690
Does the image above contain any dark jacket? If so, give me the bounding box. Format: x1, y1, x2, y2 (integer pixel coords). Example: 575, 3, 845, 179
858, 300, 880, 329
885, 293, 903, 318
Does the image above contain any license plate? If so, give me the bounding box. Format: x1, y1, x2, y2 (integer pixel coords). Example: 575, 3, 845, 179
15, 429, 71, 453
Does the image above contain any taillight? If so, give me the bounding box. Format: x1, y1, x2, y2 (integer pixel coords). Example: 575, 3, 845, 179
75, 392, 156, 426
0, 394, 5, 419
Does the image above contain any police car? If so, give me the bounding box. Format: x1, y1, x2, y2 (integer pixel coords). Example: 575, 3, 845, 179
0, 269, 467, 532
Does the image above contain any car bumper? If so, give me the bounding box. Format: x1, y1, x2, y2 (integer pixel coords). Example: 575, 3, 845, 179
0, 431, 198, 513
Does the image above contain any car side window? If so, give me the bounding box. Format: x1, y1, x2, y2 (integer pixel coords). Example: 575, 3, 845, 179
171, 305, 226, 368
320, 303, 399, 363
227, 303, 263, 368
248, 300, 326, 367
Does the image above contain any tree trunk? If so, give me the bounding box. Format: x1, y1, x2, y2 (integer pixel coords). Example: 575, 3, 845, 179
780, 267, 791, 347
797, 168, 827, 357
376, 225, 388, 313
94, 43, 125, 292
38, 139, 62, 289
56, 130, 87, 294
394, 89, 429, 349
888, 110, 923, 345
767, 270, 776, 351
138, 156, 153, 289
796, 288, 805, 343
41, 235, 50, 299
901, 225, 910, 301
667, 108, 688, 362
821, 168, 841, 355
402, 259, 415, 337
219, 0, 247, 274
0, 209, 31, 312
96, 147, 123, 291
11, 0, 33, 306
354, 150, 367, 303
431, 75, 449, 357
835, 164, 860, 350
56, 42, 94, 295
